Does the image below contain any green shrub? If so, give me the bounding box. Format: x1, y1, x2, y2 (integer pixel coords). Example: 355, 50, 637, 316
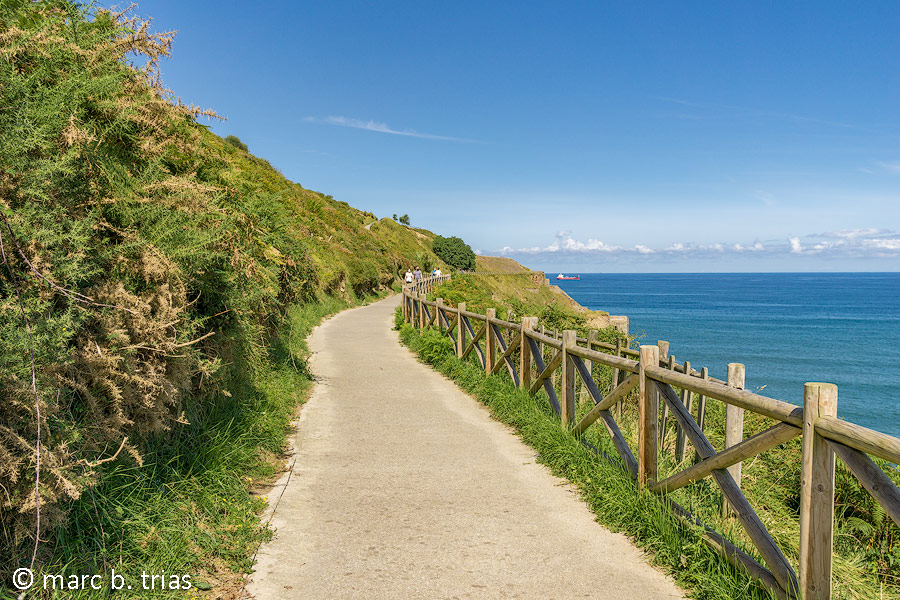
224, 134, 249, 152
347, 259, 379, 296
432, 235, 476, 271
415, 250, 433, 273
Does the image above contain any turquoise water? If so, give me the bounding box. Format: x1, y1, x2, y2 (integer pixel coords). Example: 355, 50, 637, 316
552, 273, 900, 438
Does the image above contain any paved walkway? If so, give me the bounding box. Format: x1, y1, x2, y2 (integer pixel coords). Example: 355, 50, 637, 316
247, 295, 684, 599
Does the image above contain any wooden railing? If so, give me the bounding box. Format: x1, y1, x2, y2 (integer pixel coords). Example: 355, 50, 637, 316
403, 274, 450, 297
400, 286, 900, 600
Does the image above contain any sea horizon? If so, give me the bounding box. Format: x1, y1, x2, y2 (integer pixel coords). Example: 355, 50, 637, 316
540, 269, 900, 274
549, 271, 900, 438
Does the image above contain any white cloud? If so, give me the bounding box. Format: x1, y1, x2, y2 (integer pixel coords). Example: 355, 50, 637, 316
862, 238, 900, 251
561, 237, 620, 252
732, 242, 764, 252
875, 161, 900, 173
305, 116, 475, 142
496, 228, 900, 261
503, 232, 622, 255
817, 228, 892, 240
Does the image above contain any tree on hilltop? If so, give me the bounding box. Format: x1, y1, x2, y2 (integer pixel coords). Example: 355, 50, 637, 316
433, 235, 475, 271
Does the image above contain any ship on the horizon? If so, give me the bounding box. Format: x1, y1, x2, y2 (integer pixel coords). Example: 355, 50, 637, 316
556, 273, 580, 281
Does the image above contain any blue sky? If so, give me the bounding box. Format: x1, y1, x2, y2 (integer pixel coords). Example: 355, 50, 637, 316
135, 1, 900, 272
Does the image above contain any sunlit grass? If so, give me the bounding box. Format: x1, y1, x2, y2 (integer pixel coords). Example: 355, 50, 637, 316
397, 314, 900, 600
11, 296, 364, 599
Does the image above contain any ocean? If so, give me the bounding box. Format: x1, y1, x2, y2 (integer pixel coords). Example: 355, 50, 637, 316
551, 272, 900, 438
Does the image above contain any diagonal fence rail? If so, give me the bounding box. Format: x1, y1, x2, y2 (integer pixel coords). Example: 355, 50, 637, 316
401, 278, 900, 600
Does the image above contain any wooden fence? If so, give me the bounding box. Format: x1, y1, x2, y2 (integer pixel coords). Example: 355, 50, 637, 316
403, 274, 450, 298
401, 277, 900, 600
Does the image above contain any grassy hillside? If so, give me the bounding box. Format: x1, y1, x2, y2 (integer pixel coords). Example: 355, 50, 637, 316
474, 255, 530, 273
0, 2, 446, 591
428, 271, 617, 331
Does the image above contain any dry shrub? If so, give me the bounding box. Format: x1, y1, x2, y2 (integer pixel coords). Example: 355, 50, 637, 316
63, 249, 192, 439
0, 4, 220, 563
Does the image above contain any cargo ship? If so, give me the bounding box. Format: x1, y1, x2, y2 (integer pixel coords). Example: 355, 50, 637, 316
555, 273, 580, 281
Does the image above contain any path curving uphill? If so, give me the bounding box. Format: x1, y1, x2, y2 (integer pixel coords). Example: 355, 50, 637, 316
247, 295, 684, 599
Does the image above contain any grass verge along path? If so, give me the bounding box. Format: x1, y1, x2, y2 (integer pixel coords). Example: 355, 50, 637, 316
8, 295, 365, 600
397, 317, 786, 600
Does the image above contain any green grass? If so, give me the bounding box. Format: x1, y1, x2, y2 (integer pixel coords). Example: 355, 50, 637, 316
396, 313, 900, 600
396, 318, 776, 600
429, 273, 611, 331
2, 295, 364, 599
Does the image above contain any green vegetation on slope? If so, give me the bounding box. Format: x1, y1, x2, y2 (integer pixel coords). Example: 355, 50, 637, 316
429, 273, 611, 331
433, 235, 476, 271
0, 1, 444, 589
45, 296, 359, 598
474, 254, 530, 274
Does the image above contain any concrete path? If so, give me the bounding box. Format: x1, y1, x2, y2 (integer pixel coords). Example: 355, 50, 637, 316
247, 295, 684, 600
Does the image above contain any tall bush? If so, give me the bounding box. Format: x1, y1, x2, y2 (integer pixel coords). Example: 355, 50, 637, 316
432, 235, 476, 271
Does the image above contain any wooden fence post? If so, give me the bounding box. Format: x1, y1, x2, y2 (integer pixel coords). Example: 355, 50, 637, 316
697, 366, 709, 431
724, 363, 745, 517
799, 382, 838, 600
657, 340, 669, 364
551, 329, 560, 389
638, 345, 660, 487
418, 295, 427, 329
656, 341, 670, 450
584, 329, 597, 404
660, 353, 676, 451
612, 335, 622, 419
485, 308, 496, 374
675, 360, 691, 462
456, 302, 466, 358
406, 291, 413, 323
587, 329, 598, 375
610, 335, 620, 387
520, 316, 538, 391
695, 366, 709, 463
436, 298, 444, 332
402, 290, 408, 322
561, 330, 577, 426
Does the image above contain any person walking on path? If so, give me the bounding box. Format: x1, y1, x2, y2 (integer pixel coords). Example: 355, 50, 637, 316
404, 268, 414, 285
413, 266, 422, 281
